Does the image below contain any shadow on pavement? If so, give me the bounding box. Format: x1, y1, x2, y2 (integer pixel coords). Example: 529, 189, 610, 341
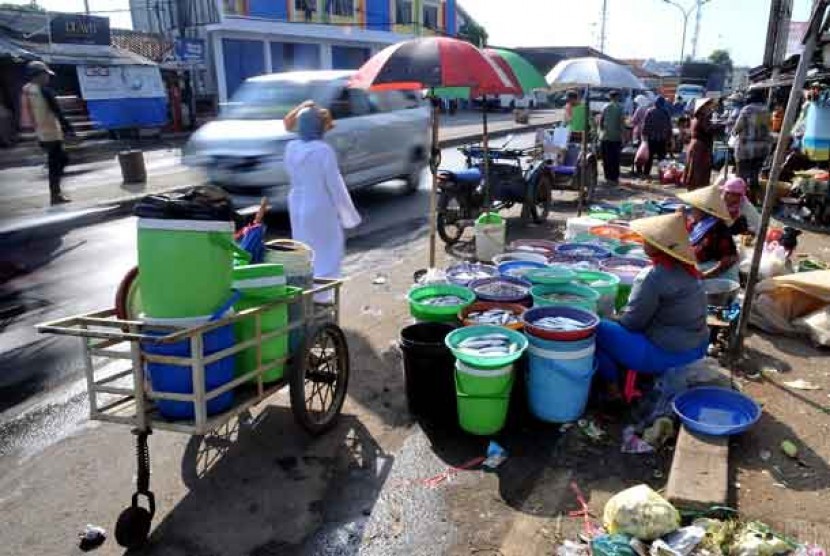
135, 410, 392, 556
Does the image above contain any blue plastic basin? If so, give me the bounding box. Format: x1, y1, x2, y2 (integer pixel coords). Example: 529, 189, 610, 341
673, 386, 761, 436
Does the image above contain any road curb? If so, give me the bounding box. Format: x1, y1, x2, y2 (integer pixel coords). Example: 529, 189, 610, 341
0, 121, 555, 246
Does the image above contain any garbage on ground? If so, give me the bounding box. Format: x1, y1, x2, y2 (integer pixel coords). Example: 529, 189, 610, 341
592, 534, 638, 556
650, 526, 706, 556
621, 426, 655, 454
372, 274, 388, 285
78, 524, 106, 551
482, 441, 508, 470
782, 379, 822, 391
558, 539, 592, 556
780, 440, 799, 459
795, 545, 827, 556
578, 418, 607, 442
730, 521, 796, 556
642, 417, 676, 448
603, 484, 681, 541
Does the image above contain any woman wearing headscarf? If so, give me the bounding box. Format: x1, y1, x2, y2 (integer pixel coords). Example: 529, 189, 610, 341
283, 101, 362, 300
682, 97, 720, 190
594, 212, 709, 385
677, 184, 739, 281
720, 175, 760, 234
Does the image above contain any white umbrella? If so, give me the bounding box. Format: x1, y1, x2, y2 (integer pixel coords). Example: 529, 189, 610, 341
546, 57, 645, 89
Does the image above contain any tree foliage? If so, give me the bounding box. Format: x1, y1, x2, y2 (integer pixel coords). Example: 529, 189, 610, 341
709, 49, 734, 70
458, 21, 488, 47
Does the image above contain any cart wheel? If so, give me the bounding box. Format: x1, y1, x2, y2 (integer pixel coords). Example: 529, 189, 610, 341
437, 195, 466, 245
115, 493, 154, 549
290, 323, 350, 435
525, 170, 552, 223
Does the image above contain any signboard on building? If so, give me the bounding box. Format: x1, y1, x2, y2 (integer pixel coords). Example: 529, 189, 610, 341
50, 14, 111, 46
786, 21, 809, 58
77, 65, 165, 101
175, 38, 206, 63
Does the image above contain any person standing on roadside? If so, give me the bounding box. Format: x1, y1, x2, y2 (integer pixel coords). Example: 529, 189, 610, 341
641, 96, 673, 180
731, 88, 772, 203
22, 61, 73, 205
682, 97, 719, 191
600, 90, 625, 184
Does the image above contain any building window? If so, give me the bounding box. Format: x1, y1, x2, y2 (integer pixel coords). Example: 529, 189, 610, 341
396, 0, 413, 25
423, 5, 439, 30
326, 0, 355, 17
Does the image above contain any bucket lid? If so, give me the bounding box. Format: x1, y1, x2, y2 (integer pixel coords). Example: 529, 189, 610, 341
138, 218, 234, 232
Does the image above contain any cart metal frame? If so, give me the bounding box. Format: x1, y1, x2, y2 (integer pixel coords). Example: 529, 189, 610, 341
36, 278, 348, 548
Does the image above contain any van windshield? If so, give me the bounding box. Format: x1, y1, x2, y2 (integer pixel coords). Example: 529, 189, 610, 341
222, 80, 331, 120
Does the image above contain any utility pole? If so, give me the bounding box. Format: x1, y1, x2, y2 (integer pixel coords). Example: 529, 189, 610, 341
83, 0, 90, 15
599, 0, 609, 53
690, 0, 703, 60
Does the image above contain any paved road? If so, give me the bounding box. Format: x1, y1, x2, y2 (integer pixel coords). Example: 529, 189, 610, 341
0, 134, 537, 423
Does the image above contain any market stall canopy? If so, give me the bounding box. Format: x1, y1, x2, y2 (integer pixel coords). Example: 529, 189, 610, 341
486, 48, 548, 93
546, 57, 645, 90
350, 36, 520, 96
7, 39, 156, 67
0, 34, 36, 62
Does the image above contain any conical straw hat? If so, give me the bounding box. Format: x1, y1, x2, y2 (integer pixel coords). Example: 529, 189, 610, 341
678, 185, 733, 222
629, 213, 696, 266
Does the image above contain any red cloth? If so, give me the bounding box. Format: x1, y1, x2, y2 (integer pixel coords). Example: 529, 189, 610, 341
649, 251, 702, 278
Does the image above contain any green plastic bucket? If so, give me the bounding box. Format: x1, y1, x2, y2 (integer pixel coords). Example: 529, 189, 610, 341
531, 283, 600, 313
574, 270, 620, 317
233, 264, 290, 383
454, 360, 514, 435
616, 284, 633, 311
408, 284, 475, 323
138, 218, 250, 318
475, 212, 506, 263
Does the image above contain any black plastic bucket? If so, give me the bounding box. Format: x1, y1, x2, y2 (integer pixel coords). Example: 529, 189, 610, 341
400, 322, 457, 421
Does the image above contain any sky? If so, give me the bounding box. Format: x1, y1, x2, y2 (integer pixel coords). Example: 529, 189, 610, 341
2, 0, 818, 67
458, 0, 816, 67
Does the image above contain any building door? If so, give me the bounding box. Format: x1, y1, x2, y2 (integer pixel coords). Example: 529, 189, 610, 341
331, 46, 370, 70
222, 38, 265, 98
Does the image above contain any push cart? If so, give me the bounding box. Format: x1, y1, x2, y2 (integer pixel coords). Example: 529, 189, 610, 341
36, 279, 349, 549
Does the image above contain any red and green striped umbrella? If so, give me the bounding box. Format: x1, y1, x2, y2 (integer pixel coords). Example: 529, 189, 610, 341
351, 37, 519, 95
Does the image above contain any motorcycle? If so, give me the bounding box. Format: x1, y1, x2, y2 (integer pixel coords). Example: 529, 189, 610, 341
435, 137, 553, 245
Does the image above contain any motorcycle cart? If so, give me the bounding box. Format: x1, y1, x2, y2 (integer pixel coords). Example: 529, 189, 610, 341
435, 142, 552, 245
36, 279, 349, 549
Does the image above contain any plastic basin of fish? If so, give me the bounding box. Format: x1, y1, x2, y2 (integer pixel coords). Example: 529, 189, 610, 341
531, 283, 600, 313
408, 284, 475, 323
554, 242, 613, 261
522, 306, 599, 341
497, 260, 547, 279
525, 266, 576, 286
492, 252, 549, 266
613, 243, 648, 259
589, 225, 643, 244
573, 270, 620, 318
468, 276, 532, 306
459, 301, 527, 330
673, 386, 761, 436
445, 262, 499, 287
507, 239, 558, 258
446, 325, 529, 369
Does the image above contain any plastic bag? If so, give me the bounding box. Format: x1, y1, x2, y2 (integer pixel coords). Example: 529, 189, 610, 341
730, 522, 794, 556
593, 534, 637, 556
636, 141, 650, 164
603, 485, 681, 541
759, 242, 789, 279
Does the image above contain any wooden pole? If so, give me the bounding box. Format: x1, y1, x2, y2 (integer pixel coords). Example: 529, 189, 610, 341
482, 96, 491, 209
428, 95, 441, 268
730, 0, 828, 361
577, 87, 589, 217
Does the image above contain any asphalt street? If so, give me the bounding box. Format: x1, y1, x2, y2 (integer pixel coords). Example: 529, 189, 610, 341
0, 132, 536, 431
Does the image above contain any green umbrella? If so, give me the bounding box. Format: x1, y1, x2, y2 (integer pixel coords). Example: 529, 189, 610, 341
432, 86, 471, 100
487, 48, 547, 93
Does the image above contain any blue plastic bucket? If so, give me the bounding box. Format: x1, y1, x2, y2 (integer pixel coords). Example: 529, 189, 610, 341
526, 333, 596, 423
143, 315, 236, 420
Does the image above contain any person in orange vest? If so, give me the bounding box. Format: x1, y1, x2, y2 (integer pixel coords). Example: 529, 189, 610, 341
21, 61, 74, 205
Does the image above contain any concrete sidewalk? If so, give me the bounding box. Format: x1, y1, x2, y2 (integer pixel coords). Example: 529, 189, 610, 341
0, 109, 560, 244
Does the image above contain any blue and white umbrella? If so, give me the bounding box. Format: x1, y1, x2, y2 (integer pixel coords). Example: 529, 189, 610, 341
546, 57, 645, 90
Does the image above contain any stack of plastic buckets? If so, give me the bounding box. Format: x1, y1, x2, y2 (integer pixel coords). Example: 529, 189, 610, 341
233, 263, 295, 383
137, 216, 246, 419
263, 240, 314, 353
445, 325, 528, 435
599, 257, 652, 311
521, 306, 599, 423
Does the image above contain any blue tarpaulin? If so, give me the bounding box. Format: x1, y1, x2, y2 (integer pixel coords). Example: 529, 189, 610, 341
86, 97, 168, 129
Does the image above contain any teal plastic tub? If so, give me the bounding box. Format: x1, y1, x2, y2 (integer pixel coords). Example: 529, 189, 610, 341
525, 266, 576, 286
408, 284, 475, 323
445, 325, 528, 369
531, 283, 600, 313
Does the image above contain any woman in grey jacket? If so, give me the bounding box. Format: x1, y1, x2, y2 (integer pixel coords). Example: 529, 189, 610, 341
595, 213, 709, 383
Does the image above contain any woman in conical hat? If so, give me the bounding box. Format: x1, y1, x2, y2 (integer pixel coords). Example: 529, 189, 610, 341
594, 213, 709, 386
677, 184, 740, 281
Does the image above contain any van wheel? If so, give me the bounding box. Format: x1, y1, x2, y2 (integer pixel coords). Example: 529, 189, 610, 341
404, 167, 423, 194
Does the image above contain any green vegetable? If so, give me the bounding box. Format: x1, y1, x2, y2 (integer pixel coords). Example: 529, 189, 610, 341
780, 440, 798, 459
